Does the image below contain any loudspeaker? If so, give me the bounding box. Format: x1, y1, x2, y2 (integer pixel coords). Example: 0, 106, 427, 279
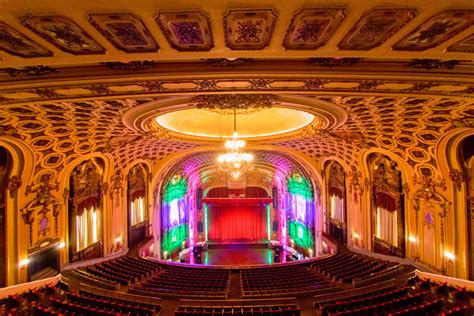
272, 221, 278, 232
197, 221, 203, 233
272, 187, 278, 209
197, 187, 203, 210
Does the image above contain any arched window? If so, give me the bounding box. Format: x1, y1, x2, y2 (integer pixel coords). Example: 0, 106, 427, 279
68, 159, 104, 262
325, 161, 347, 244
0, 147, 12, 287
127, 164, 148, 247
369, 154, 405, 257
459, 135, 474, 280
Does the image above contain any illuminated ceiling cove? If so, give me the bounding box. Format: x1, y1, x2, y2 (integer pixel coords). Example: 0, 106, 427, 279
155, 107, 315, 139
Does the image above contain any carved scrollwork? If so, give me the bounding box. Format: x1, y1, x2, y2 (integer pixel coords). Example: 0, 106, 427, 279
449, 169, 464, 191
7, 175, 22, 198
21, 174, 61, 243
412, 174, 446, 202
191, 94, 278, 115
71, 160, 102, 216
109, 168, 123, 202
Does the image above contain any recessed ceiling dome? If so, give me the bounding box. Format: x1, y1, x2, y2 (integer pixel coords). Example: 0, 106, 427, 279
155, 107, 315, 138
123, 94, 347, 141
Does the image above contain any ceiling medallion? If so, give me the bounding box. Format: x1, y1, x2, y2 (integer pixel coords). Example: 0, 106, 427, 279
192, 94, 278, 115
217, 109, 254, 179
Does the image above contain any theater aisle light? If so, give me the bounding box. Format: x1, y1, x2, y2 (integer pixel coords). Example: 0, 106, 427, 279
19, 258, 30, 268
218, 108, 253, 179
444, 251, 455, 261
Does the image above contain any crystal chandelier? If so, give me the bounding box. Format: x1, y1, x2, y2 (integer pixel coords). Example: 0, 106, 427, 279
217, 109, 254, 179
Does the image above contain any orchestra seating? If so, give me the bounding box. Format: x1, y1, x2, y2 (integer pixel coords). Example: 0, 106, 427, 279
315, 277, 473, 316
311, 252, 399, 283
2, 249, 473, 315
73, 255, 161, 288
175, 304, 301, 315
240, 264, 339, 298
130, 265, 231, 298
0, 282, 162, 316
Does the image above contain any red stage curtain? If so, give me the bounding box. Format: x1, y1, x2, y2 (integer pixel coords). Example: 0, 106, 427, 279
208, 205, 266, 241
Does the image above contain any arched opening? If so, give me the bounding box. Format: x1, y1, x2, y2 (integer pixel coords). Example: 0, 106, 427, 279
127, 164, 149, 248
459, 135, 474, 280
285, 172, 315, 257
160, 173, 189, 259
324, 161, 347, 244
368, 154, 406, 258
68, 159, 104, 262
0, 147, 12, 287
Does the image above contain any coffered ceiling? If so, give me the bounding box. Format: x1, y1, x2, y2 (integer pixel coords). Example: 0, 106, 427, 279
0, 0, 473, 184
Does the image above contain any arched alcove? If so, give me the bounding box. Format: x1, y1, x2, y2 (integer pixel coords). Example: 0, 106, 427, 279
68, 158, 105, 262
459, 135, 474, 280
0, 147, 12, 287
368, 153, 406, 258
127, 163, 149, 248
324, 160, 347, 244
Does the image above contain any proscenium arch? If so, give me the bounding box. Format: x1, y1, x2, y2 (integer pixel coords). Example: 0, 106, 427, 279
149, 145, 324, 257
436, 127, 474, 280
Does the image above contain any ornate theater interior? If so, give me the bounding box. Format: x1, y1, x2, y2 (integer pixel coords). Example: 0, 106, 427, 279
0, 0, 474, 315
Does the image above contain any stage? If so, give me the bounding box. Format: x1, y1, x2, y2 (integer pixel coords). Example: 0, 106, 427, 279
180, 243, 285, 266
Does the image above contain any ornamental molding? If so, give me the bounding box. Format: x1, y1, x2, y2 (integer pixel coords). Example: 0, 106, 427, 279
412, 174, 447, 202
448, 169, 464, 191
191, 94, 279, 115
7, 175, 22, 198
0, 76, 472, 105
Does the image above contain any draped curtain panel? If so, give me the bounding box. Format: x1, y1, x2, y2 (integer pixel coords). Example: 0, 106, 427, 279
208, 205, 266, 241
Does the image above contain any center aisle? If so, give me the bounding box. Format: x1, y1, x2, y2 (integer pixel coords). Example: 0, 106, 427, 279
227, 272, 242, 299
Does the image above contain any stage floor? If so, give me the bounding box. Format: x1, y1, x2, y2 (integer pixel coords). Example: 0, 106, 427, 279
182, 244, 278, 266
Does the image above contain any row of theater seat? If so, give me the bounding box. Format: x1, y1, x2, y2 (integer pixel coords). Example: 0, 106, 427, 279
240, 264, 338, 297
175, 304, 301, 316
315, 277, 473, 316
131, 265, 231, 298
74, 255, 161, 287
0, 281, 162, 316
311, 252, 396, 283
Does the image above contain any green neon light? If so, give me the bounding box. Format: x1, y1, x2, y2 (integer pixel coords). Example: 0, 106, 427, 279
288, 220, 313, 249
287, 173, 312, 200
162, 223, 188, 254
204, 204, 208, 241
266, 249, 272, 264
204, 251, 209, 265
163, 175, 187, 204
266, 204, 271, 240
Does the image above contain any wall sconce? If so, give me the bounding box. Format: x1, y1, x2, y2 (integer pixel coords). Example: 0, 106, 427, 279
353, 232, 360, 239
57, 241, 66, 249
115, 236, 122, 243
444, 251, 455, 261
408, 235, 417, 243
19, 258, 30, 268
